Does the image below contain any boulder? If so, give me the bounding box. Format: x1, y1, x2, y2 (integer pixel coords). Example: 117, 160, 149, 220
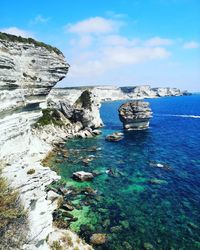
92, 129, 102, 135
119, 101, 152, 130
106, 132, 124, 142
62, 203, 74, 211
90, 233, 107, 245
47, 190, 61, 201
72, 171, 94, 181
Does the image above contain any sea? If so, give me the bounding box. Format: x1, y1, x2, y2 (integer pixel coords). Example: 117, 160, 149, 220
54, 94, 200, 250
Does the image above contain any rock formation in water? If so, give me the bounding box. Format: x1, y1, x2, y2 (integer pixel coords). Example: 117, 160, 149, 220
0, 32, 91, 250
118, 101, 153, 130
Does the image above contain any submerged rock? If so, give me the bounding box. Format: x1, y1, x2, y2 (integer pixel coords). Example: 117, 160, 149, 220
149, 179, 167, 185
62, 203, 74, 211
110, 225, 122, 233
149, 161, 171, 170
143, 242, 154, 250
72, 171, 94, 181
90, 233, 107, 245
118, 101, 152, 130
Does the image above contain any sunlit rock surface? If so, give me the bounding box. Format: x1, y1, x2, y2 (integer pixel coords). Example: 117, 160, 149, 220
0, 33, 92, 250
0, 34, 69, 159
119, 101, 153, 130
50, 85, 185, 104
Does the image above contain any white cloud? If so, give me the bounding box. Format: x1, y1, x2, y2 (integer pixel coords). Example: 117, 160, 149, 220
0, 27, 34, 38
103, 46, 170, 65
183, 41, 200, 49
67, 17, 120, 34
145, 37, 174, 46
62, 17, 173, 83
30, 15, 50, 25
102, 35, 140, 46
70, 35, 93, 48
67, 45, 170, 79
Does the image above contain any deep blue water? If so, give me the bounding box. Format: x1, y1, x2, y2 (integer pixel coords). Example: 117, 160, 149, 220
55, 95, 200, 250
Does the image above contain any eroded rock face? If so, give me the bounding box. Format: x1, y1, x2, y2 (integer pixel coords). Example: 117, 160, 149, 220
47, 89, 103, 129
0, 34, 69, 159
118, 101, 152, 130
0, 33, 71, 249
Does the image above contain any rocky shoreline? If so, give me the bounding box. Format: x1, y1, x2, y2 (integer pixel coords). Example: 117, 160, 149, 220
0, 32, 190, 250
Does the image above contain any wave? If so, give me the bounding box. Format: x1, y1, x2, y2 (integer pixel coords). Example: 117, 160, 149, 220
156, 114, 200, 119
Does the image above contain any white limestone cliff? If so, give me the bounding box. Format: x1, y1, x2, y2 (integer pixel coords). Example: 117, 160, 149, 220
49, 84, 185, 105
0, 33, 92, 250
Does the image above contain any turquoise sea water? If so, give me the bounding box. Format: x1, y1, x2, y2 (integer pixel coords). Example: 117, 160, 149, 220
55, 95, 200, 250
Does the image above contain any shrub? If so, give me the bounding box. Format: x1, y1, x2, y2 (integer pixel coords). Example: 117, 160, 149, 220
53, 219, 69, 229
51, 241, 63, 250
27, 169, 36, 175
35, 109, 64, 127
0, 163, 27, 248
66, 235, 73, 247
0, 32, 62, 55
75, 90, 92, 110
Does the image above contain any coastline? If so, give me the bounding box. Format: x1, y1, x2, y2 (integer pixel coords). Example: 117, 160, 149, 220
1, 88, 187, 249
2, 123, 93, 250
0, 31, 191, 250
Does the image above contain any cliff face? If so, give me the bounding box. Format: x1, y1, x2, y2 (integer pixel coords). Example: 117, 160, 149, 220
0, 34, 93, 250
0, 35, 69, 159
0, 34, 71, 249
50, 85, 185, 105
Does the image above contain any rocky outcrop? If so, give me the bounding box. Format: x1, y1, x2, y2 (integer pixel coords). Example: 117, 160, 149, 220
46, 89, 103, 132
0, 33, 91, 250
73, 90, 103, 128
118, 101, 152, 130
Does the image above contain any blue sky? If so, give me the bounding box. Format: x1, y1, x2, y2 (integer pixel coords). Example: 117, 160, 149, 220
1, 0, 200, 91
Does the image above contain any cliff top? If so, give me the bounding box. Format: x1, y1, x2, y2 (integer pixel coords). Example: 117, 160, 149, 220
0, 32, 62, 55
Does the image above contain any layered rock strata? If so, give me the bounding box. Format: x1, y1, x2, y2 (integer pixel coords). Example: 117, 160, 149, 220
0, 33, 69, 159
0, 33, 91, 250
118, 101, 153, 130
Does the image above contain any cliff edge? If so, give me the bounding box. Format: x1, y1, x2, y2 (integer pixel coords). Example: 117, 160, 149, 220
0, 32, 69, 159
0, 33, 92, 250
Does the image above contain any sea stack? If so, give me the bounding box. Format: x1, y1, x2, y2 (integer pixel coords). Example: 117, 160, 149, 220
118, 100, 152, 130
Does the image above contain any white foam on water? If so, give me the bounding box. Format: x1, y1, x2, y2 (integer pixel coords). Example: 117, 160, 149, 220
156, 114, 200, 119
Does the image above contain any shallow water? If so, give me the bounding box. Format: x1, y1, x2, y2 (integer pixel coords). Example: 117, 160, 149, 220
55, 95, 200, 250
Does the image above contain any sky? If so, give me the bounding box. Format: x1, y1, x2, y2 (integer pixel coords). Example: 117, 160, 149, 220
0, 0, 200, 91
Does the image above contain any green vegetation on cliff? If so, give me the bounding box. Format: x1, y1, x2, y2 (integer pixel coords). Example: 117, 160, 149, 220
75, 90, 92, 111
35, 108, 65, 127
0, 32, 62, 55
0, 163, 27, 249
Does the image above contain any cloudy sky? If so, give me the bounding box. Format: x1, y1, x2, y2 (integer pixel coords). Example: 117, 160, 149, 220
1, 0, 200, 91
